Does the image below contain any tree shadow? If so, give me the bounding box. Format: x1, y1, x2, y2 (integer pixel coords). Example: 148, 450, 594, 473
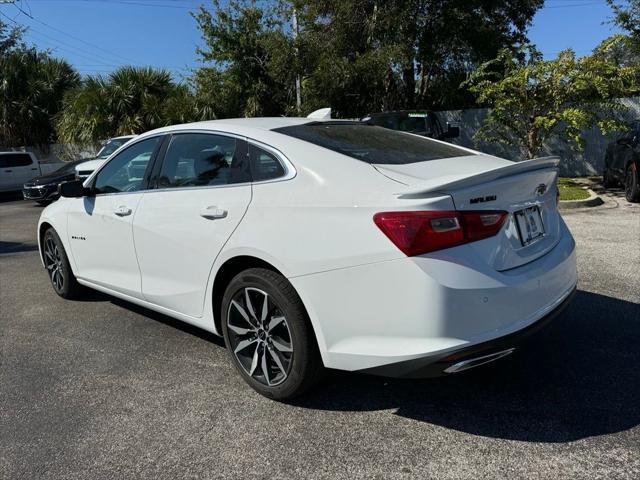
289, 290, 640, 443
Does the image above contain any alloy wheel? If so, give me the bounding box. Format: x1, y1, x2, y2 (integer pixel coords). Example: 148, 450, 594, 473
226, 287, 293, 387
44, 236, 64, 292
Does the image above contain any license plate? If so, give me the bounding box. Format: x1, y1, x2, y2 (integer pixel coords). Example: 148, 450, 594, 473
514, 206, 545, 246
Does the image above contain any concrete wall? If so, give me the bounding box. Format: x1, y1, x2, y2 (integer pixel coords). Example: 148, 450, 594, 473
0, 143, 97, 164
439, 97, 640, 177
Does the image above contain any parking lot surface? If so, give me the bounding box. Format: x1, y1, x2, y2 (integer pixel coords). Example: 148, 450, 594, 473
1, 189, 639, 479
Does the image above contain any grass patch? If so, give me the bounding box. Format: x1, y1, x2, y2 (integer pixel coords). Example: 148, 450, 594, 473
558, 178, 590, 201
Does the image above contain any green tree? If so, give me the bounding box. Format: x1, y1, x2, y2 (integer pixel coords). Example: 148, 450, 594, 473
1, 44, 80, 148
192, 0, 544, 118
299, 0, 544, 116
0, 18, 25, 54
465, 44, 638, 159
56, 66, 203, 145
608, 0, 640, 39
193, 0, 295, 118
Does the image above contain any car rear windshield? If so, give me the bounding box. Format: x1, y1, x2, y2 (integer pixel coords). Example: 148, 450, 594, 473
273, 122, 472, 164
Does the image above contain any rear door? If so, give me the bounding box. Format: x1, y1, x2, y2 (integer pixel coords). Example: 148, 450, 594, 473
0, 155, 16, 191
11, 153, 40, 185
133, 132, 252, 318
0, 153, 37, 190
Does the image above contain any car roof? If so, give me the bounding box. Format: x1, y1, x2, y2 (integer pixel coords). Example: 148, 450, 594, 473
137, 117, 336, 140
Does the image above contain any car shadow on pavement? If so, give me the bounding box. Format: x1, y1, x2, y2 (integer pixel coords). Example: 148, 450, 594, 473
0, 241, 39, 254
291, 289, 640, 443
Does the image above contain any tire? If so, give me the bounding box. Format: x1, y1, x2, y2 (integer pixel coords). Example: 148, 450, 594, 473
42, 228, 84, 299
603, 166, 615, 188
221, 268, 323, 400
624, 163, 640, 202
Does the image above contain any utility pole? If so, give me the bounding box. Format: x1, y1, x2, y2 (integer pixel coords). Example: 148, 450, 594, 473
292, 7, 302, 115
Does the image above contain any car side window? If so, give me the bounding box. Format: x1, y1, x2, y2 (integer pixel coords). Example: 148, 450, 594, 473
93, 137, 160, 194
249, 144, 285, 182
157, 133, 250, 188
0, 153, 33, 168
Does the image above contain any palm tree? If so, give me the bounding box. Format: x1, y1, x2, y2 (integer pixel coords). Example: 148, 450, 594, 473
57, 66, 206, 146
0, 47, 79, 148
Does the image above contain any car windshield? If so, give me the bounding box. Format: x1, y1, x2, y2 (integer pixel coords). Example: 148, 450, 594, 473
273, 122, 471, 164
96, 138, 131, 159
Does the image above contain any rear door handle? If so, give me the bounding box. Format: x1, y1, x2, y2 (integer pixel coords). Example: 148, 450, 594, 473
200, 206, 227, 220
114, 206, 132, 217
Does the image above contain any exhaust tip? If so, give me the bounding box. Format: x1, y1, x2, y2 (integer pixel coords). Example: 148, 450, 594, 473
443, 348, 515, 374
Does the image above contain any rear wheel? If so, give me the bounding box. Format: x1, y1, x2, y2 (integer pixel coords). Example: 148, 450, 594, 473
221, 268, 323, 400
625, 164, 640, 202
43, 228, 84, 299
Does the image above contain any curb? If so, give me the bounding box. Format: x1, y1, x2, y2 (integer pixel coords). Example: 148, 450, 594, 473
558, 188, 604, 210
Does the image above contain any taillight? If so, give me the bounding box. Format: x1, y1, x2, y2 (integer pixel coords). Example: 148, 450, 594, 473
373, 210, 508, 256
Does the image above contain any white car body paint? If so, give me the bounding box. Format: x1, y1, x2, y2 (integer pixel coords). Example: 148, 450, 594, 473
38, 118, 577, 375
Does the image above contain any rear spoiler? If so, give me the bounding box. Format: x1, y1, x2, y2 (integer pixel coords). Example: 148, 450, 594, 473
398, 156, 560, 198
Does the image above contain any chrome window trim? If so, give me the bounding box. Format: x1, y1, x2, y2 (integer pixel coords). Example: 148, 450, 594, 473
246, 138, 297, 184
86, 128, 296, 198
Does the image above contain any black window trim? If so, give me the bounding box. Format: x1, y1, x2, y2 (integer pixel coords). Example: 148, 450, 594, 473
88, 134, 166, 197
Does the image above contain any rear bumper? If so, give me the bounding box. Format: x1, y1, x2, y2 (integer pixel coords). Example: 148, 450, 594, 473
361, 286, 575, 378
291, 216, 578, 372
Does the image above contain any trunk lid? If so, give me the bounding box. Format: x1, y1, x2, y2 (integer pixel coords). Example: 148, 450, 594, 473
374, 155, 561, 271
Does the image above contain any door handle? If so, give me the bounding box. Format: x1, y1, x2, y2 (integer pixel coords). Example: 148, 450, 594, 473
31, 167, 38, 170
200, 206, 227, 220
4, 170, 12, 173
114, 206, 132, 217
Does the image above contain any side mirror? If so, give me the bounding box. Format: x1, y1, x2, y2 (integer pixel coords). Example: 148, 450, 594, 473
59, 180, 90, 198
441, 123, 460, 140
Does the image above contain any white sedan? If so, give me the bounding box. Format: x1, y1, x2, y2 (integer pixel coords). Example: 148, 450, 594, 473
38, 118, 577, 400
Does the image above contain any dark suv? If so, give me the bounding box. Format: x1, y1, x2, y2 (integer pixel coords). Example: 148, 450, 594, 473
361, 111, 460, 141
604, 120, 640, 202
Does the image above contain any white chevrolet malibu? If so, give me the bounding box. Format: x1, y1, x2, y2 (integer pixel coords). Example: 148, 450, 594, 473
38, 118, 577, 399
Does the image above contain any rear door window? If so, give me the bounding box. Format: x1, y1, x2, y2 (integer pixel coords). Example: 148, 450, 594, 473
157, 133, 250, 188
0, 153, 33, 168
274, 123, 472, 164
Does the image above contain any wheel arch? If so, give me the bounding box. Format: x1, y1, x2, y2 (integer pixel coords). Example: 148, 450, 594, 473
38, 221, 54, 266
210, 255, 326, 361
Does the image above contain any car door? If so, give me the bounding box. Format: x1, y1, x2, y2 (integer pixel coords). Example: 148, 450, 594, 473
12, 153, 40, 185
0, 155, 16, 191
132, 132, 252, 317
66, 136, 163, 299
0, 153, 37, 190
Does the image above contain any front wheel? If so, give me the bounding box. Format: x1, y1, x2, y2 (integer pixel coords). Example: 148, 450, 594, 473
43, 228, 84, 299
625, 164, 640, 202
221, 268, 323, 400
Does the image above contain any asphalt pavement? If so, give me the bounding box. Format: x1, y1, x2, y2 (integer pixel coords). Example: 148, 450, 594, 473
1, 187, 639, 479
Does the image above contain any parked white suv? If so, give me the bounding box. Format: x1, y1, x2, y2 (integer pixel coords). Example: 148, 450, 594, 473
75, 135, 137, 180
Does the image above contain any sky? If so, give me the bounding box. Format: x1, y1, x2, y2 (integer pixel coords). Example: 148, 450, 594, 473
0, 0, 623, 79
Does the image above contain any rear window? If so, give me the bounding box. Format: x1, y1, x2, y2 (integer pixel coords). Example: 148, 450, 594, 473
273, 123, 471, 164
